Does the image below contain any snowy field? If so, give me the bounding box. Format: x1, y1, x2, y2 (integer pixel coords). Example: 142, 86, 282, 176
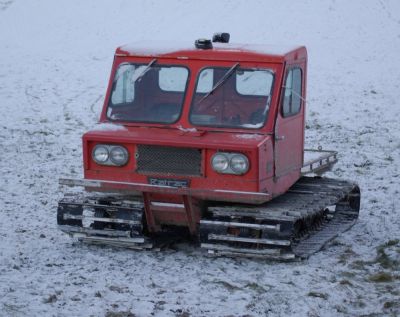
1, 1, 400, 316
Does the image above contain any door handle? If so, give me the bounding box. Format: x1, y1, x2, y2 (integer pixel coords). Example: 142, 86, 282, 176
275, 135, 285, 141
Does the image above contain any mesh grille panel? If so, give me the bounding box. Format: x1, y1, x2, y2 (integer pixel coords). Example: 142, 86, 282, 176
136, 145, 202, 176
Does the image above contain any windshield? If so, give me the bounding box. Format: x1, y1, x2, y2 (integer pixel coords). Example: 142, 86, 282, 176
190, 67, 274, 129
107, 63, 189, 124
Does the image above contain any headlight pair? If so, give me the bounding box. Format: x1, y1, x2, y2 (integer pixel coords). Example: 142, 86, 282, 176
92, 144, 129, 166
211, 152, 249, 175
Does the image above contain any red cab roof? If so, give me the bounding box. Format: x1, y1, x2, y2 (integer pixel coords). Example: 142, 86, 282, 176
115, 40, 307, 63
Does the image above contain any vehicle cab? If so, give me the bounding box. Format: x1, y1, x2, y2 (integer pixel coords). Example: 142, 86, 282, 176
58, 36, 358, 257
82, 36, 307, 207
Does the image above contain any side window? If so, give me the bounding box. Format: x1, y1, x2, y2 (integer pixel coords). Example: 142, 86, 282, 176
282, 68, 302, 117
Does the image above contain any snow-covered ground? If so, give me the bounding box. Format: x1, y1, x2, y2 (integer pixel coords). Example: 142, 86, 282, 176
1, 1, 400, 316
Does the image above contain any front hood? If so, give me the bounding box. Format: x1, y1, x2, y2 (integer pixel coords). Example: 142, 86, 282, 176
84, 124, 268, 150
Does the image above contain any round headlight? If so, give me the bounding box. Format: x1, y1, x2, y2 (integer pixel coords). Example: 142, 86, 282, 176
212, 153, 229, 172
230, 154, 249, 174
110, 146, 129, 166
93, 145, 109, 164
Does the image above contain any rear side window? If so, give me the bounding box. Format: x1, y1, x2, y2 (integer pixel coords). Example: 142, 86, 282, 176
282, 68, 302, 117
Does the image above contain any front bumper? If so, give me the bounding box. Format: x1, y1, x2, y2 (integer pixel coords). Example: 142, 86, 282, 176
59, 178, 270, 204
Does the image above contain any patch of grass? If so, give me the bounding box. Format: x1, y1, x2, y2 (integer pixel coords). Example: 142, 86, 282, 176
355, 160, 372, 167
338, 247, 357, 264
173, 309, 191, 317
354, 297, 367, 308
339, 279, 353, 286
359, 129, 375, 135
383, 301, 400, 310
244, 282, 267, 294
341, 271, 356, 279
356, 169, 364, 175
386, 239, 399, 247
213, 280, 241, 292
334, 304, 347, 314
350, 259, 373, 270
43, 294, 57, 304
105, 312, 135, 317
368, 272, 393, 283
2, 303, 25, 314
387, 286, 400, 296
70, 295, 81, 302
376, 240, 400, 269
330, 239, 346, 247
307, 291, 328, 300
108, 285, 128, 293
384, 155, 394, 162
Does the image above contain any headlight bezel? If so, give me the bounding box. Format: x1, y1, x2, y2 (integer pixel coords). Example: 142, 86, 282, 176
92, 144, 129, 166
211, 152, 250, 175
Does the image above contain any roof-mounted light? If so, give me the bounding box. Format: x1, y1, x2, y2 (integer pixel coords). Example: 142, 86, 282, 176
195, 39, 213, 49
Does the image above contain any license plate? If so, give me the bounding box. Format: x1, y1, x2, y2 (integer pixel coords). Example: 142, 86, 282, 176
148, 177, 189, 188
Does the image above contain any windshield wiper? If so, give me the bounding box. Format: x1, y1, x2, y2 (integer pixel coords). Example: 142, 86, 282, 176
112, 59, 157, 85
197, 62, 240, 105
133, 58, 157, 83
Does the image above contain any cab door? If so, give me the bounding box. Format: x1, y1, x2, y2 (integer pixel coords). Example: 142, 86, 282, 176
274, 66, 305, 180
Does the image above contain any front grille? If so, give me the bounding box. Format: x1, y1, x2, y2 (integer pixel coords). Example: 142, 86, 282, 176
136, 144, 202, 176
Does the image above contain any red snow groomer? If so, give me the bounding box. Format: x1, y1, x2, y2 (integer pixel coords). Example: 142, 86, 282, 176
58, 33, 360, 260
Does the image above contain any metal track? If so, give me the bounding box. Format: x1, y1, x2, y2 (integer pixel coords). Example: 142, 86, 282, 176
58, 177, 360, 260
57, 195, 153, 250
199, 177, 360, 260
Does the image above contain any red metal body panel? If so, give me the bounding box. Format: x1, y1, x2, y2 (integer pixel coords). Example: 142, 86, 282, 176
81, 41, 308, 231
83, 128, 265, 193
115, 41, 306, 63
273, 60, 307, 194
